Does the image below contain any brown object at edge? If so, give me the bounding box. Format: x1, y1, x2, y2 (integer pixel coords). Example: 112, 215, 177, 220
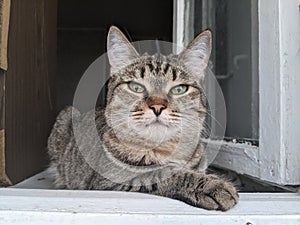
5, 0, 57, 184
0, 69, 11, 186
0, 129, 12, 187
0, 0, 11, 70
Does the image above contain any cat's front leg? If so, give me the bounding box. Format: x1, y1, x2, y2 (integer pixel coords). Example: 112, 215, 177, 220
99, 167, 238, 211
159, 170, 239, 211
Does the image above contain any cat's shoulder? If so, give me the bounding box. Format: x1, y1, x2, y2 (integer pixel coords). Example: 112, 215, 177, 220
55, 106, 81, 124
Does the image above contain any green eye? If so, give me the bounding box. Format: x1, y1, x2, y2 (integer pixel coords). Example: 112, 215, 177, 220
128, 82, 145, 93
170, 85, 188, 95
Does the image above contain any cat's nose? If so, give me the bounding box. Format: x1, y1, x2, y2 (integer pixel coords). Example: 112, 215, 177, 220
146, 96, 168, 116
149, 104, 166, 116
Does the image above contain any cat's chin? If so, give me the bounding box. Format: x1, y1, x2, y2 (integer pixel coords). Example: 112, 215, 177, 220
132, 123, 179, 144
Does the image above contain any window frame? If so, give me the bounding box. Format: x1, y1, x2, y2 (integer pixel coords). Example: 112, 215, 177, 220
173, 0, 300, 185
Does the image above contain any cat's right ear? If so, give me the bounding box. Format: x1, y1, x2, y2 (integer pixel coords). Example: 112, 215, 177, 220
107, 26, 139, 73
178, 30, 212, 79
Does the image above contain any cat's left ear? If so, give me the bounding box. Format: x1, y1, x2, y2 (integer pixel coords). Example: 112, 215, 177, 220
179, 30, 212, 78
107, 26, 139, 73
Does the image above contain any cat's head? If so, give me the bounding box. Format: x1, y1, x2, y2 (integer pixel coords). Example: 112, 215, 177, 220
105, 26, 211, 145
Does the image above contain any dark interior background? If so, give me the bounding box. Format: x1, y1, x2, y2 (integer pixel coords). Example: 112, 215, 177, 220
194, 0, 258, 141
57, 0, 173, 112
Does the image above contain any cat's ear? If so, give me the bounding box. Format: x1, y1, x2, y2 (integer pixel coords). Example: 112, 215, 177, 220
107, 26, 139, 73
179, 30, 212, 78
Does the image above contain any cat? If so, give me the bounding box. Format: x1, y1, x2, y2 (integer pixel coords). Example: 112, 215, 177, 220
47, 26, 238, 211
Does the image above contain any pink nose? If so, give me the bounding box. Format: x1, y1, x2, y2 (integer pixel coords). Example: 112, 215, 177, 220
149, 104, 166, 116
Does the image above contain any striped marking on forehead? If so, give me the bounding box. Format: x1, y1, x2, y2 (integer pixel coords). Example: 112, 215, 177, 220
135, 61, 183, 81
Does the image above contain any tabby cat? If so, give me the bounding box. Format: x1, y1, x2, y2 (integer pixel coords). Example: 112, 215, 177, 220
47, 26, 238, 211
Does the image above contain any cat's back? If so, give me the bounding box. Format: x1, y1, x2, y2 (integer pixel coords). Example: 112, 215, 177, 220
47, 106, 78, 160
48, 106, 106, 159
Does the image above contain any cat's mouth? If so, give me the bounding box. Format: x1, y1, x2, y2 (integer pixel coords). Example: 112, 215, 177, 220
145, 118, 168, 127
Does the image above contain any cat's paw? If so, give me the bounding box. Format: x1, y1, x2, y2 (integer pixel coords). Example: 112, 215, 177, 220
194, 175, 239, 211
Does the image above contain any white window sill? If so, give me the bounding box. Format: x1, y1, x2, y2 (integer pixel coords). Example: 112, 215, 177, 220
1, 171, 300, 225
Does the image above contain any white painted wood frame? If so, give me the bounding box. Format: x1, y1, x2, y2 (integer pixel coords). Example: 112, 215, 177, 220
258, 0, 300, 185
1, 188, 300, 225
173, 0, 300, 185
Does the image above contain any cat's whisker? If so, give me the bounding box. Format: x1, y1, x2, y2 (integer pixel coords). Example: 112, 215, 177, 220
109, 118, 130, 126
131, 118, 143, 121
131, 111, 144, 115
169, 113, 181, 117
130, 109, 144, 112
169, 117, 181, 121
131, 114, 143, 117
131, 115, 144, 120
204, 112, 226, 131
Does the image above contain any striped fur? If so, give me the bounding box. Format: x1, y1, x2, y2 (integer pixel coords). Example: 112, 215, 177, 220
47, 26, 238, 211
